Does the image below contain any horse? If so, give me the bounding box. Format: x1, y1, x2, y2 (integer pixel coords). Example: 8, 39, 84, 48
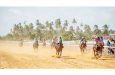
42, 42, 46, 47
108, 43, 115, 55
19, 40, 23, 47
80, 42, 87, 54
93, 42, 104, 59
108, 47, 114, 55
33, 41, 39, 52
54, 43, 64, 57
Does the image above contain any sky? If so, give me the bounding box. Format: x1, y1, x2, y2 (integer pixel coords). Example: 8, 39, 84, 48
0, 7, 115, 36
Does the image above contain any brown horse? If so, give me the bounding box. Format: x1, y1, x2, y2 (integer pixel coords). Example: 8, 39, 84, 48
93, 42, 104, 59
42, 42, 46, 47
80, 43, 87, 54
54, 43, 64, 57
19, 40, 23, 47
33, 41, 39, 52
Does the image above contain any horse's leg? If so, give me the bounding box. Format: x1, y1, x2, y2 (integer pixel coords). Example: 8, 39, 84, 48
60, 49, 62, 56
80, 48, 82, 54
81, 45, 84, 54
93, 47, 95, 55
83, 48, 84, 53
56, 51, 57, 55
111, 49, 114, 55
34, 47, 38, 53
33, 46, 35, 52
93, 48, 96, 58
57, 51, 59, 56
33, 44, 35, 52
82, 48, 84, 53
81, 47, 83, 54
93, 50, 96, 57
100, 50, 102, 57
81, 49, 82, 54
84, 47, 86, 53
56, 50, 58, 56
98, 49, 102, 58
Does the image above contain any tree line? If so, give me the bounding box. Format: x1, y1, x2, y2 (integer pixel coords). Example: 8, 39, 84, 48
1, 18, 115, 41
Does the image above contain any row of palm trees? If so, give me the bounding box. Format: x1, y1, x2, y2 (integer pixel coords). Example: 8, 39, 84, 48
3, 18, 115, 41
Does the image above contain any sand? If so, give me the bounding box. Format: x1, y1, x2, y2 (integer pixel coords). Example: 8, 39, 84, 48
0, 41, 115, 69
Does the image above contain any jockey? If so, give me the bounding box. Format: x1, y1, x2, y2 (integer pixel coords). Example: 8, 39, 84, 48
53, 36, 58, 44
107, 39, 111, 46
58, 36, 63, 48
95, 36, 99, 43
94, 36, 104, 48
100, 36, 103, 42
58, 36, 63, 44
99, 36, 104, 46
80, 37, 86, 44
94, 36, 100, 46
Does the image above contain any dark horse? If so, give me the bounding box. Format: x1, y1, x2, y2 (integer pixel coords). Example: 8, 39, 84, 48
80, 42, 87, 54
33, 41, 39, 52
54, 43, 64, 57
19, 40, 23, 47
93, 42, 104, 59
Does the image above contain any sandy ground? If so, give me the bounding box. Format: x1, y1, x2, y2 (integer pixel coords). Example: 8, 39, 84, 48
0, 41, 115, 69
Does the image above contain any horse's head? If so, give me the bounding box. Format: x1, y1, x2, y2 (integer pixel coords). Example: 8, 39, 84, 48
98, 42, 104, 49
55, 43, 63, 50
95, 44, 104, 51
80, 43, 86, 48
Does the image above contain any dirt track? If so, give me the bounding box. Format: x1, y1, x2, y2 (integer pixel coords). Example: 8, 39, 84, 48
0, 41, 115, 68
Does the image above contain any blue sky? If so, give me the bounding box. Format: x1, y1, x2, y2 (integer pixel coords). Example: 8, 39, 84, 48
0, 7, 115, 36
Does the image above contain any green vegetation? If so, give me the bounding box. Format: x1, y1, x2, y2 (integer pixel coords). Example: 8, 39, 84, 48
1, 18, 115, 41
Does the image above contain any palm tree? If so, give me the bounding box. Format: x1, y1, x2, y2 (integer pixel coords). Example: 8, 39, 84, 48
69, 26, 75, 40
63, 20, 69, 31
72, 18, 77, 30
72, 18, 77, 24
55, 19, 62, 36
102, 24, 109, 35
93, 25, 101, 35
103, 24, 108, 30
28, 23, 34, 39
45, 21, 54, 39
109, 29, 114, 34
94, 25, 98, 29
84, 24, 92, 39
36, 19, 40, 26
84, 24, 91, 32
